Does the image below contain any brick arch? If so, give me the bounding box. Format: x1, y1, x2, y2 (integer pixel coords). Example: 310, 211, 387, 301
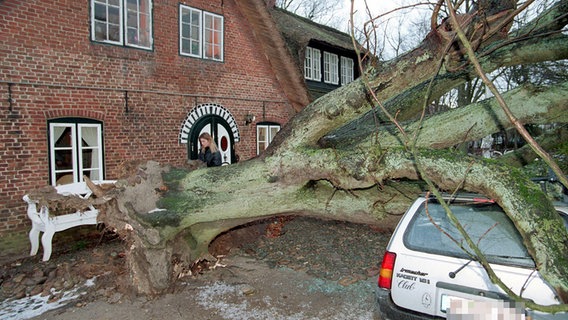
44, 109, 106, 121
179, 103, 240, 144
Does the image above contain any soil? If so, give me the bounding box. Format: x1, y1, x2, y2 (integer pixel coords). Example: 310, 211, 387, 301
0, 216, 394, 320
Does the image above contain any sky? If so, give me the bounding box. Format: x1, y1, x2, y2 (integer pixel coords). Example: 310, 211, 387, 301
330, 0, 426, 34
339, 0, 401, 27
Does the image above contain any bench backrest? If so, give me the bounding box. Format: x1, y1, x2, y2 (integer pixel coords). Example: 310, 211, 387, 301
55, 182, 92, 196
55, 180, 116, 198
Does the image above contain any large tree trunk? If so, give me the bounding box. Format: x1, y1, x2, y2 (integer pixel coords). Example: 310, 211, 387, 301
112, 81, 568, 299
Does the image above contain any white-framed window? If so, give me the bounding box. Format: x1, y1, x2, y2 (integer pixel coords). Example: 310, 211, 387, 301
49, 120, 104, 186
257, 123, 281, 155
341, 56, 354, 85
91, 0, 153, 49
180, 5, 224, 61
324, 52, 339, 85
304, 47, 321, 81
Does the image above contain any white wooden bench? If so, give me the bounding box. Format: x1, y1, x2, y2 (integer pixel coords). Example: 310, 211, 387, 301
23, 180, 115, 261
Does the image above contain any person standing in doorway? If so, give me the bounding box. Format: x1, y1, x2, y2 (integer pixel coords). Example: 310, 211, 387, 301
198, 132, 222, 167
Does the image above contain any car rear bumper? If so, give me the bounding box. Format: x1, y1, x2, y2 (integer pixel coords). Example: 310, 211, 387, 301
375, 288, 441, 320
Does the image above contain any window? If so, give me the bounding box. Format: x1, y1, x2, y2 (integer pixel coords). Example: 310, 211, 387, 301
91, 0, 153, 49
49, 120, 104, 186
304, 47, 321, 81
257, 123, 281, 155
323, 52, 339, 84
180, 5, 224, 61
341, 56, 354, 85
404, 202, 534, 268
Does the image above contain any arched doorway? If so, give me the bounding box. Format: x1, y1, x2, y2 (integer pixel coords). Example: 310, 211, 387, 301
190, 115, 234, 164
179, 103, 240, 165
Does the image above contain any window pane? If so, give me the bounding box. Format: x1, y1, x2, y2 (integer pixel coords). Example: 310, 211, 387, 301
181, 26, 189, 38
191, 41, 199, 55
258, 127, 267, 139
191, 27, 199, 40
269, 127, 280, 142
181, 39, 190, 52
108, 6, 120, 24
81, 127, 99, 147
82, 148, 99, 168
127, 28, 137, 43
54, 127, 71, 147
191, 11, 200, 23
109, 24, 120, 41
55, 150, 73, 170
94, 3, 107, 21
181, 10, 189, 23
127, 14, 137, 28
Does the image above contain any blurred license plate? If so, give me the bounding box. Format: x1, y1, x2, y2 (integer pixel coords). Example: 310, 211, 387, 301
440, 294, 473, 313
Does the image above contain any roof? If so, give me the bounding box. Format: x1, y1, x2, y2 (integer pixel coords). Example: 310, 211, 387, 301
234, 0, 310, 112
270, 8, 357, 66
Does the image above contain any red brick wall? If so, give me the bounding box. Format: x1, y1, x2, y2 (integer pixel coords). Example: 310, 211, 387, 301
0, 0, 296, 241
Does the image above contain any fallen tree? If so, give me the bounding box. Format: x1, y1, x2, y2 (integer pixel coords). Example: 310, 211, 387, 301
28, 0, 568, 308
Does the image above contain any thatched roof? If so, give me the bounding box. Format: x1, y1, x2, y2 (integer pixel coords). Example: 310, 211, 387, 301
270, 8, 356, 67
234, 0, 310, 112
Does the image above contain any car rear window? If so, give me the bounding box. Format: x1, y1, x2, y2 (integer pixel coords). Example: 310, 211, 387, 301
403, 201, 535, 268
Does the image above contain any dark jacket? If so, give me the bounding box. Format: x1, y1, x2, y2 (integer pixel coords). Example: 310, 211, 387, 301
198, 147, 222, 167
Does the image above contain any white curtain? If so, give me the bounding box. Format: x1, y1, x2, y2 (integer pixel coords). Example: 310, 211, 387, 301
53, 126, 66, 145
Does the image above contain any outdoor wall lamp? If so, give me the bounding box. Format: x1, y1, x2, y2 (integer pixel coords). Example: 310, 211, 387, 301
244, 113, 255, 126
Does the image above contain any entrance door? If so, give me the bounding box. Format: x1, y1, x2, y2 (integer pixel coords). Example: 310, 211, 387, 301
189, 115, 234, 165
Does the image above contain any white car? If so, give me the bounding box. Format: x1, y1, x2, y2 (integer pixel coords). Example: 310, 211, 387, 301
375, 193, 568, 319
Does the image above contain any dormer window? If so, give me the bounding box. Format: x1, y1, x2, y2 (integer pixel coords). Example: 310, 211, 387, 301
91, 0, 153, 50
305, 46, 355, 86
180, 5, 224, 61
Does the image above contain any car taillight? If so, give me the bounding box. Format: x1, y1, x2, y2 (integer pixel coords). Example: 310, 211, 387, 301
378, 251, 396, 289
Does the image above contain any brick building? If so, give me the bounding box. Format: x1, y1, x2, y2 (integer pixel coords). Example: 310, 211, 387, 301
0, 0, 360, 259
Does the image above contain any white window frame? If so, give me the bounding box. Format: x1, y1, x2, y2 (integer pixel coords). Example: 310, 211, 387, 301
256, 123, 281, 155
49, 121, 104, 186
341, 56, 354, 85
203, 12, 224, 61
91, 0, 153, 50
180, 6, 202, 58
180, 5, 224, 61
304, 47, 321, 81
324, 52, 339, 85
